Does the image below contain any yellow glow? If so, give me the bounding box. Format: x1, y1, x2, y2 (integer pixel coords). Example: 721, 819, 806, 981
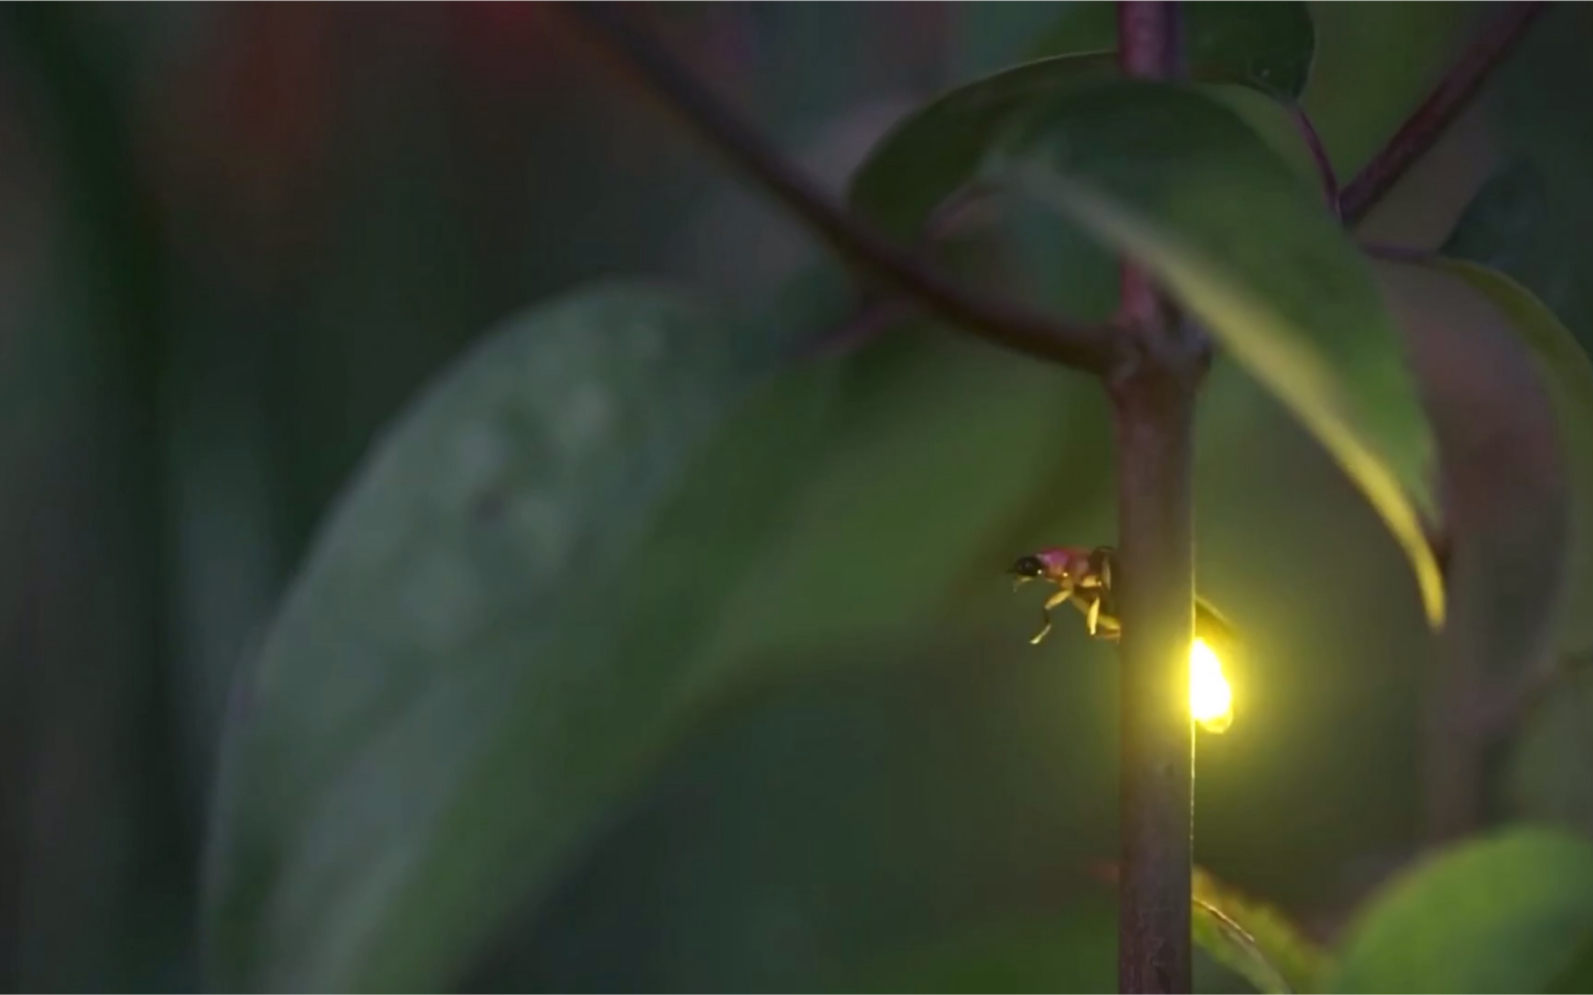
1190, 638, 1234, 734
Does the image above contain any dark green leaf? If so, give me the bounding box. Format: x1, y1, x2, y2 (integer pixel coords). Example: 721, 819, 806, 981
1442, 262, 1593, 650
1026, 2, 1316, 99
850, 57, 1324, 247
1374, 258, 1568, 726
472, 638, 1124, 993
1326, 827, 1593, 994
849, 53, 1119, 242
201, 281, 835, 990
984, 80, 1444, 624
1193, 867, 1329, 994
1301, 3, 1481, 179
1443, 180, 1593, 658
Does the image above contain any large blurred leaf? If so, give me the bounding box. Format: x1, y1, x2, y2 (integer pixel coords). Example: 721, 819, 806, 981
202, 281, 836, 991
1374, 258, 1568, 756
1442, 187, 1593, 658
1301, 3, 1480, 180
1440, 154, 1593, 836
1326, 827, 1593, 993
469, 638, 1123, 993
694, 326, 1115, 674
1193, 867, 1329, 994
1025, 2, 1316, 99
983, 80, 1444, 624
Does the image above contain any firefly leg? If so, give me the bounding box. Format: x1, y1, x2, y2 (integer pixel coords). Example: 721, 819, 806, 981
1032, 586, 1074, 645
1086, 596, 1101, 636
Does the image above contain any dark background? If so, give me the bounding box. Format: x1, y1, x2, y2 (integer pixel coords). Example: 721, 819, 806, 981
1, 3, 1591, 991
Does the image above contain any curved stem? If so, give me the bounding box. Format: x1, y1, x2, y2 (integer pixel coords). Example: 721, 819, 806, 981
560, 2, 1121, 375
1339, 2, 1548, 223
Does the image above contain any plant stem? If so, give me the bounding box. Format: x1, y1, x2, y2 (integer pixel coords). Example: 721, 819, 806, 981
1114, 4, 1196, 993
560, 2, 1121, 375
1338, 2, 1548, 224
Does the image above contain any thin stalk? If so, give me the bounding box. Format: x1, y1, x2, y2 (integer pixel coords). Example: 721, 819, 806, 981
1113, 4, 1197, 993
560, 2, 1121, 375
1339, 2, 1548, 223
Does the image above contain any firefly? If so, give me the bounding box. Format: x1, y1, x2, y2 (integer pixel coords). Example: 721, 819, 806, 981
1011, 545, 1238, 733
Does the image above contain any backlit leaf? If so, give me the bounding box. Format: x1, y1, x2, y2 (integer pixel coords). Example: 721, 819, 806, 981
983, 80, 1444, 623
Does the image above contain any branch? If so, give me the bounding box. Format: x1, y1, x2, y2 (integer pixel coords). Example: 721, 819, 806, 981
1338, 2, 1548, 223
1290, 106, 1339, 216
1477, 650, 1593, 744
1113, 4, 1196, 994
561, 2, 1122, 375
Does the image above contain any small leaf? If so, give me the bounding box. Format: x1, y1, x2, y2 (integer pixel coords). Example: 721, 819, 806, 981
1026, 1, 1316, 99
1326, 827, 1593, 994
1193, 868, 1330, 994
201, 281, 836, 991
984, 80, 1444, 624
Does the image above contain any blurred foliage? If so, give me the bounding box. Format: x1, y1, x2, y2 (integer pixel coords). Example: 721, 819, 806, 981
1326, 828, 1593, 993
3, 3, 1593, 994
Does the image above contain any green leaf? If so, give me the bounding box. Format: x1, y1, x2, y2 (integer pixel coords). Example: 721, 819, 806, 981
1326, 827, 1593, 994
1443, 175, 1593, 658
850, 57, 1324, 248
849, 53, 1120, 242
1435, 260, 1593, 652
1301, 3, 1481, 180
201, 281, 837, 991
983, 80, 1444, 624
1373, 257, 1568, 727
1193, 868, 1329, 994
1026, 1, 1316, 99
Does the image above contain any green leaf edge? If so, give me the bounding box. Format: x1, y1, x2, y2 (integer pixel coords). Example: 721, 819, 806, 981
1323, 826, 1593, 994
983, 80, 1444, 625
1194, 867, 1331, 995
1424, 257, 1593, 655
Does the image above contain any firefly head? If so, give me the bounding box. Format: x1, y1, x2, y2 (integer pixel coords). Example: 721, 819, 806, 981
1010, 554, 1048, 580
1010, 547, 1092, 586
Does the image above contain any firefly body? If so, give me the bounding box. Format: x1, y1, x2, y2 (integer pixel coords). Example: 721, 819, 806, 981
1009, 545, 1119, 644
1010, 544, 1236, 651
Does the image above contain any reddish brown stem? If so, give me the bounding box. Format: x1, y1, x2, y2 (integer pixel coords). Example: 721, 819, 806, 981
561, 2, 1121, 375
1114, 4, 1195, 993
1339, 2, 1548, 223
1290, 106, 1340, 215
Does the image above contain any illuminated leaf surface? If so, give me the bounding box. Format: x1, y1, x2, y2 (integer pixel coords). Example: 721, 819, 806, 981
983, 80, 1444, 623
1194, 867, 1328, 995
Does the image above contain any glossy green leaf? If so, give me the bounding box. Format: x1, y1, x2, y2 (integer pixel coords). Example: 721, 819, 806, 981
1302, 3, 1480, 180
201, 281, 838, 991
984, 80, 1444, 624
1026, 1, 1316, 99
850, 57, 1325, 247
849, 53, 1119, 242
1326, 827, 1593, 994
1193, 867, 1329, 994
